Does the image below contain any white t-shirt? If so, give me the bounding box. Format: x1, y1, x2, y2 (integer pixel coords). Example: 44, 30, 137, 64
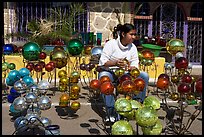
99, 36, 139, 68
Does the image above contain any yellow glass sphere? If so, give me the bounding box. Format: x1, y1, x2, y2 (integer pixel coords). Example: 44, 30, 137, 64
58, 70, 67, 79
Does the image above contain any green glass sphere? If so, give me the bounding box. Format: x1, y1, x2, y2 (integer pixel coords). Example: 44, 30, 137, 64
67, 39, 84, 56
141, 119, 163, 135
114, 98, 132, 116
130, 99, 142, 110
8, 63, 16, 70
143, 96, 160, 110
22, 42, 41, 61
2, 62, 8, 71
135, 106, 158, 127
111, 120, 134, 135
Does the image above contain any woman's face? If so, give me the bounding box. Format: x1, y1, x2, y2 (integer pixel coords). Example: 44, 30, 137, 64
122, 29, 136, 45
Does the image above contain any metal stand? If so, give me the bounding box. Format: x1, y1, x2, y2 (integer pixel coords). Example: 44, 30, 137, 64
12, 116, 55, 135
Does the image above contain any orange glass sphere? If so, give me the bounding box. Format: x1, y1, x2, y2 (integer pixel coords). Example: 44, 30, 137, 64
99, 75, 111, 84
122, 80, 136, 94
134, 78, 145, 91
60, 93, 70, 101
90, 79, 101, 90
156, 78, 169, 90
141, 49, 155, 61
100, 81, 114, 95
59, 93, 70, 107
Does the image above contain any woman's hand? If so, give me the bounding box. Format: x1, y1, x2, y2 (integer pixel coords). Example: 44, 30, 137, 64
116, 59, 129, 69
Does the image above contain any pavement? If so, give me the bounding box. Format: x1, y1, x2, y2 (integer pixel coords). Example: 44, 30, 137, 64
1, 81, 202, 135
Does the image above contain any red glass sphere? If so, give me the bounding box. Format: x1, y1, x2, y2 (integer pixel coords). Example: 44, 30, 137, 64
178, 82, 191, 94
119, 74, 132, 85
52, 39, 64, 46
100, 81, 114, 95
45, 63, 54, 72
34, 64, 42, 72
17, 46, 23, 53
195, 80, 202, 94
175, 57, 188, 69
39, 52, 47, 59
181, 74, 192, 84
26, 63, 34, 71
48, 61, 56, 68
80, 63, 86, 70
85, 63, 92, 71
38, 61, 45, 68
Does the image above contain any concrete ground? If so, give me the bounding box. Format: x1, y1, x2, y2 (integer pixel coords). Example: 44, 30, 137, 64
2, 82, 202, 135
2, 66, 202, 135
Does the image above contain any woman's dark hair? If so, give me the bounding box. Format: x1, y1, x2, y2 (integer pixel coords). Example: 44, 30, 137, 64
113, 23, 135, 39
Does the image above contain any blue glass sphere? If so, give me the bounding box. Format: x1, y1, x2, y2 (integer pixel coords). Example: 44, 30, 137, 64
3, 44, 14, 55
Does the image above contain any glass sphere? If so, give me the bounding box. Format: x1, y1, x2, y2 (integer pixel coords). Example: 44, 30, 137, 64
111, 120, 134, 135
67, 39, 84, 56
135, 106, 158, 127
166, 39, 185, 56
100, 81, 114, 95
141, 119, 163, 135
143, 96, 161, 110
22, 42, 41, 61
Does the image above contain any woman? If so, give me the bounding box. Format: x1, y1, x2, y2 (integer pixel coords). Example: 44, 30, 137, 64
98, 23, 149, 122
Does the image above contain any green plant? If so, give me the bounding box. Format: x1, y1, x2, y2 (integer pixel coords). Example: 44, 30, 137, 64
5, 2, 86, 47
48, 3, 86, 42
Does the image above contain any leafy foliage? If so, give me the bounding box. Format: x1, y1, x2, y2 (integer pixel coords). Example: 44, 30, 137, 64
5, 2, 86, 47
